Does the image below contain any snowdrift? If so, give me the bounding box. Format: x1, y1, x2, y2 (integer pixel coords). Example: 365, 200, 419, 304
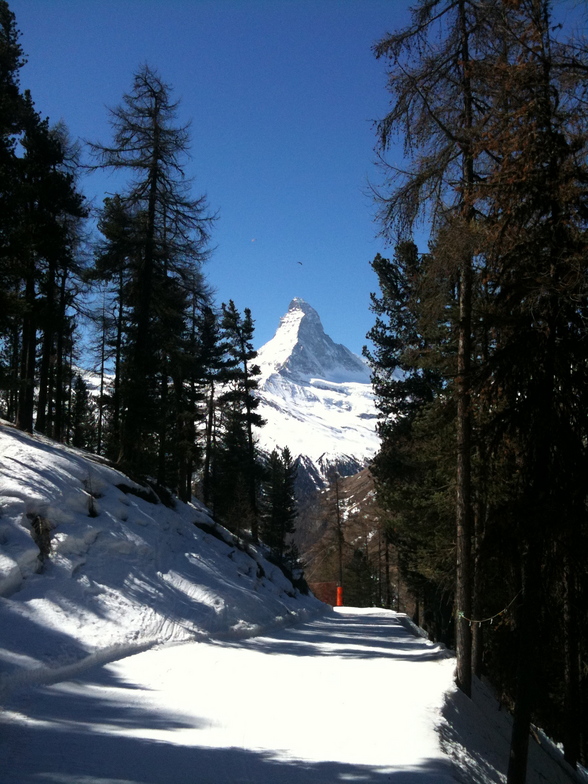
0, 421, 324, 695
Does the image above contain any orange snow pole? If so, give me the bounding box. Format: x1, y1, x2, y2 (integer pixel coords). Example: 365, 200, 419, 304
336, 586, 344, 607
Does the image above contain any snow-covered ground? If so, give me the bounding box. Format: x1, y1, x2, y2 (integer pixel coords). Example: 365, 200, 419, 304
0, 608, 457, 784
0, 421, 323, 691
0, 421, 585, 784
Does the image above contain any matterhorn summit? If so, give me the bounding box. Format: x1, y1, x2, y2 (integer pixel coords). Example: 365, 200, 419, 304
255, 298, 379, 489
257, 297, 370, 384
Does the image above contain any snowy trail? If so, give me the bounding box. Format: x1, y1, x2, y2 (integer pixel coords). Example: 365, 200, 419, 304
0, 608, 457, 784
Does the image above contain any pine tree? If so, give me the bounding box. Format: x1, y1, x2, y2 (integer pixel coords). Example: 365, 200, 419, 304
470, 3, 588, 776
88, 195, 138, 460
196, 305, 235, 509
260, 447, 298, 561
372, 1, 588, 775
7, 101, 87, 435
0, 0, 27, 375
70, 373, 96, 451
219, 300, 265, 540
90, 65, 213, 477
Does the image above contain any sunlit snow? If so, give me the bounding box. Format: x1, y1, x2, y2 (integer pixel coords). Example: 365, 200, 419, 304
255, 298, 379, 463
0, 421, 583, 784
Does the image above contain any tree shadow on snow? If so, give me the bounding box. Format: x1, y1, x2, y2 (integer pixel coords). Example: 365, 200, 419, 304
0, 717, 456, 784
0, 613, 457, 784
217, 612, 449, 663
0, 607, 90, 682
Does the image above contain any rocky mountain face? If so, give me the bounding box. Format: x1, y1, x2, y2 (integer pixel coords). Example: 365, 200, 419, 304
254, 298, 379, 495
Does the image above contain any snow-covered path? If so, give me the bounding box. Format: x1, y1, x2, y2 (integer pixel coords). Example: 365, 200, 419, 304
0, 608, 457, 784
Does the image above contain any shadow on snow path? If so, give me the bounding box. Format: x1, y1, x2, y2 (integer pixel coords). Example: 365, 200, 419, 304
0, 608, 458, 784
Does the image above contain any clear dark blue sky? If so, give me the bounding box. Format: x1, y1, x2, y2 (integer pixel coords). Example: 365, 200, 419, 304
10, 0, 415, 355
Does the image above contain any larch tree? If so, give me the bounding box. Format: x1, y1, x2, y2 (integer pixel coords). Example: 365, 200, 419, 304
371, 1, 588, 778
90, 65, 214, 479
373, 0, 503, 697
470, 2, 588, 778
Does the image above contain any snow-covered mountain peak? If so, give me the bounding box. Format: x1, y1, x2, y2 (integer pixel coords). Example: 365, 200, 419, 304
288, 296, 320, 318
254, 299, 379, 471
257, 298, 369, 384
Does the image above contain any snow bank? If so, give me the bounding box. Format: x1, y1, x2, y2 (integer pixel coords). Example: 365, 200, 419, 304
0, 422, 324, 696
440, 676, 588, 784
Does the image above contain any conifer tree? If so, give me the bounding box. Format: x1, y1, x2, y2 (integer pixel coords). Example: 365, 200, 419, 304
219, 300, 265, 540
260, 447, 298, 561
373, 0, 504, 695
196, 305, 234, 509
470, 3, 588, 776
89, 195, 138, 460
90, 65, 213, 477
0, 0, 27, 372
70, 373, 96, 451
372, 1, 588, 776
7, 101, 86, 435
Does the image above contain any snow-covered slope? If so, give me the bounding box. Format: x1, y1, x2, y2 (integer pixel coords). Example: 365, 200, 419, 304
255, 298, 379, 475
0, 422, 323, 694
0, 423, 584, 784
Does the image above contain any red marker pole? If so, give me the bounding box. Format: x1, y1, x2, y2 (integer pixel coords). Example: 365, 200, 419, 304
336, 586, 344, 607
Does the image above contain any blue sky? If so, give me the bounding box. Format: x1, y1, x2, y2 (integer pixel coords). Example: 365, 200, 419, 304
9, 0, 415, 355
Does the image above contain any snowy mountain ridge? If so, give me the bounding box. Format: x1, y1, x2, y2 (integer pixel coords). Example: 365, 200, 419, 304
254, 298, 379, 475
256, 297, 370, 384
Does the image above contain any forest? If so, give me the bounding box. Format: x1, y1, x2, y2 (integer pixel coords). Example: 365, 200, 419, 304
0, 1, 297, 572
1, 1, 587, 783
364, 1, 588, 782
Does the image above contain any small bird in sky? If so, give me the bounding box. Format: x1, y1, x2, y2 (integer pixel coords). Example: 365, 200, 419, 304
297, 261, 303, 265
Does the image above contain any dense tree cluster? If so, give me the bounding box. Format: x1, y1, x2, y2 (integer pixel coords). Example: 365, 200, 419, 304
366, 1, 588, 780
0, 2, 298, 558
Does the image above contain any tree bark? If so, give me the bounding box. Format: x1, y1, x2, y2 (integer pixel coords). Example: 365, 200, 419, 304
455, 0, 475, 698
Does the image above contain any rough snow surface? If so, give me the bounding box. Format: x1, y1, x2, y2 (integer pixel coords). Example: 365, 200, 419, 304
0, 421, 323, 695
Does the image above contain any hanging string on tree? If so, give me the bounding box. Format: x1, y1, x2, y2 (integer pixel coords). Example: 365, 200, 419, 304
458, 590, 522, 628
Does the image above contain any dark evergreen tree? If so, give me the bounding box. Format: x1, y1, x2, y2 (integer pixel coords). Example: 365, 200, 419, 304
0, 0, 27, 388
89, 195, 138, 461
371, 1, 588, 776
196, 305, 235, 509
260, 447, 298, 561
374, 0, 506, 695
5, 99, 87, 436
218, 300, 264, 540
70, 373, 96, 451
470, 3, 588, 776
89, 65, 213, 478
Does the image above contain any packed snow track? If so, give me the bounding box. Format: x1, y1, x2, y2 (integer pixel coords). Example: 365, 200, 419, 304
0, 607, 457, 784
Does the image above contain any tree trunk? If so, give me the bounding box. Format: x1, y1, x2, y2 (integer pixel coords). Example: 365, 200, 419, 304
203, 383, 215, 507
52, 271, 69, 442
455, 0, 475, 698
157, 360, 168, 486
472, 488, 486, 678
16, 270, 36, 433
507, 548, 539, 784
455, 256, 473, 696
36, 257, 57, 435
562, 547, 580, 769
